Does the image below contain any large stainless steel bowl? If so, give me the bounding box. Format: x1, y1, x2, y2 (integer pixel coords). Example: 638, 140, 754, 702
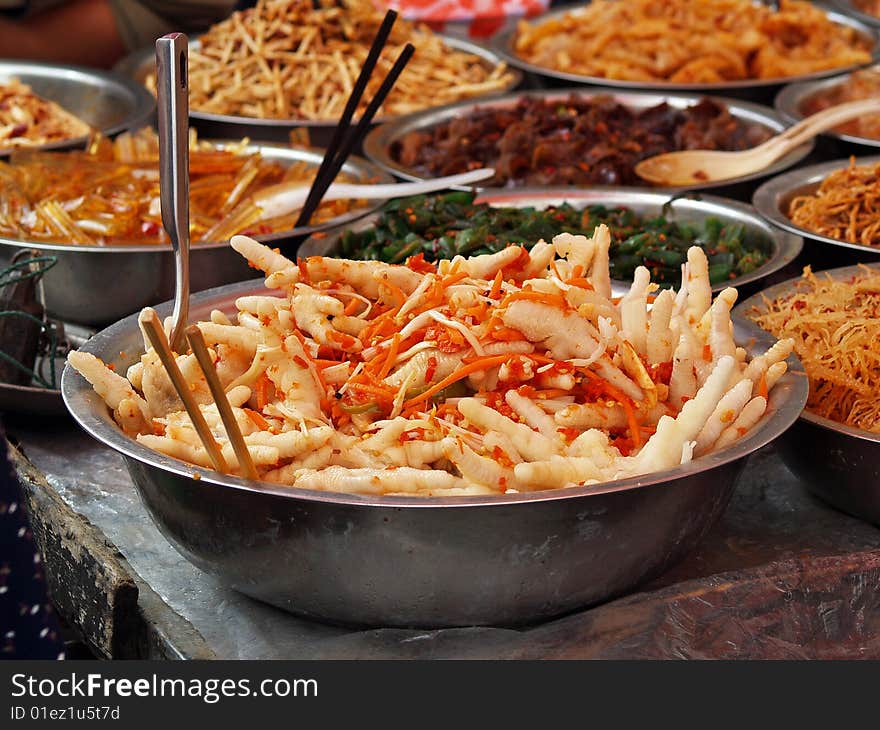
300, 188, 802, 299
752, 155, 880, 259
0, 144, 391, 327
114, 36, 521, 148
361, 88, 814, 195
775, 71, 880, 149
0, 60, 155, 155
491, 3, 878, 102
62, 280, 807, 627
736, 263, 880, 526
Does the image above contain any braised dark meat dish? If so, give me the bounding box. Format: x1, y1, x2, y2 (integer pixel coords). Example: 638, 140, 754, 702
393, 95, 772, 187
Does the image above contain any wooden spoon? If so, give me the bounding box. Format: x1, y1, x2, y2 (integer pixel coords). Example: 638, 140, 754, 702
635, 98, 880, 187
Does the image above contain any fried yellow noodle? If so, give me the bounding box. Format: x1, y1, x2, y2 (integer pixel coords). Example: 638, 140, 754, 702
788, 159, 880, 248
514, 0, 871, 83
70, 229, 791, 496
750, 267, 880, 432
146, 0, 514, 121
0, 128, 359, 245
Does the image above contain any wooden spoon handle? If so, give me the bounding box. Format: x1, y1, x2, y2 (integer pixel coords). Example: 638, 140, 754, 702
758, 98, 880, 158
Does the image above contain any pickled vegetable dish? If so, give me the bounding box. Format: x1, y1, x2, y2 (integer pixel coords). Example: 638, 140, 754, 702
333, 192, 770, 287
0, 129, 361, 246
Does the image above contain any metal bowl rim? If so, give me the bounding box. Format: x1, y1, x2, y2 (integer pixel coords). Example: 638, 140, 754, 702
0, 59, 156, 155
830, 0, 880, 28
116, 34, 521, 128
490, 3, 879, 91
0, 141, 393, 253
62, 278, 807, 509
361, 86, 815, 192
301, 187, 803, 293
752, 153, 880, 254
774, 70, 880, 148
735, 260, 880, 444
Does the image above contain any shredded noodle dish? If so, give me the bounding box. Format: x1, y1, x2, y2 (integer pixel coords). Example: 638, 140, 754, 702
749, 266, 880, 433
147, 0, 515, 121
787, 159, 880, 248
513, 0, 871, 84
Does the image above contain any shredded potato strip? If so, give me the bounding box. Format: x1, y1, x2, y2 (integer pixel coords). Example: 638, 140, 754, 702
144, 0, 514, 121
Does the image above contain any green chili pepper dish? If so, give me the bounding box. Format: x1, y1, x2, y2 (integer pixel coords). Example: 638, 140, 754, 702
334, 192, 771, 288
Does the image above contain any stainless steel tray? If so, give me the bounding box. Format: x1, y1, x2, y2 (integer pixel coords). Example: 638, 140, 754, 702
62, 277, 807, 627
491, 3, 878, 94
736, 262, 880, 525
0, 60, 155, 155
0, 143, 392, 326
300, 188, 802, 297
362, 88, 814, 193
752, 154, 880, 256
775, 70, 880, 149
114, 36, 521, 147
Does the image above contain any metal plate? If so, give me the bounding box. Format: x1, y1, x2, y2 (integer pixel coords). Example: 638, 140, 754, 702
61, 278, 807, 626
752, 154, 880, 256
735, 262, 880, 525
491, 3, 879, 93
300, 188, 803, 295
831, 0, 880, 27
114, 36, 521, 147
774, 69, 880, 149
362, 87, 814, 193
0, 143, 393, 326
0, 60, 155, 155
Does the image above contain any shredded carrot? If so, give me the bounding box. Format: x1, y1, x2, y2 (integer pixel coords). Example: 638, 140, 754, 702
297, 258, 310, 283
255, 373, 273, 410
382, 281, 407, 312
528, 354, 560, 365
244, 408, 270, 431
504, 290, 568, 308
567, 277, 594, 290
569, 264, 584, 281
488, 326, 526, 342
327, 330, 359, 350
702, 344, 712, 362
580, 368, 642, 448
425, 354, 438, 382
403, 354, 510, 408
343, 297, 360, 316
758, 373, 768, 400
347, 382, 396, 401
441, 271, 469, 288
405, 253, 436, 273
489, 269, 504, 299
376, 334, 401, 381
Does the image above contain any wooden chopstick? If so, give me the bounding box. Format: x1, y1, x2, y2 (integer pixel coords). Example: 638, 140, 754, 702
293, 13, 415, 232
139, 309, 229, 474
310, 9, 398, 184
185, 324, 258, 480
303, 42, 415, 222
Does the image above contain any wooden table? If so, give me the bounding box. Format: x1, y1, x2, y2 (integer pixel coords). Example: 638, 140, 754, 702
8, 413, 880, 660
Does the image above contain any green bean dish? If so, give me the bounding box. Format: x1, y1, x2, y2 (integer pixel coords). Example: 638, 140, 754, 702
334, 192, 770, 287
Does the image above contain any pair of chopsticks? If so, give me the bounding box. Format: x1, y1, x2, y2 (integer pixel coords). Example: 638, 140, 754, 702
140, 309, 258, 480
292, 9, 415, 232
